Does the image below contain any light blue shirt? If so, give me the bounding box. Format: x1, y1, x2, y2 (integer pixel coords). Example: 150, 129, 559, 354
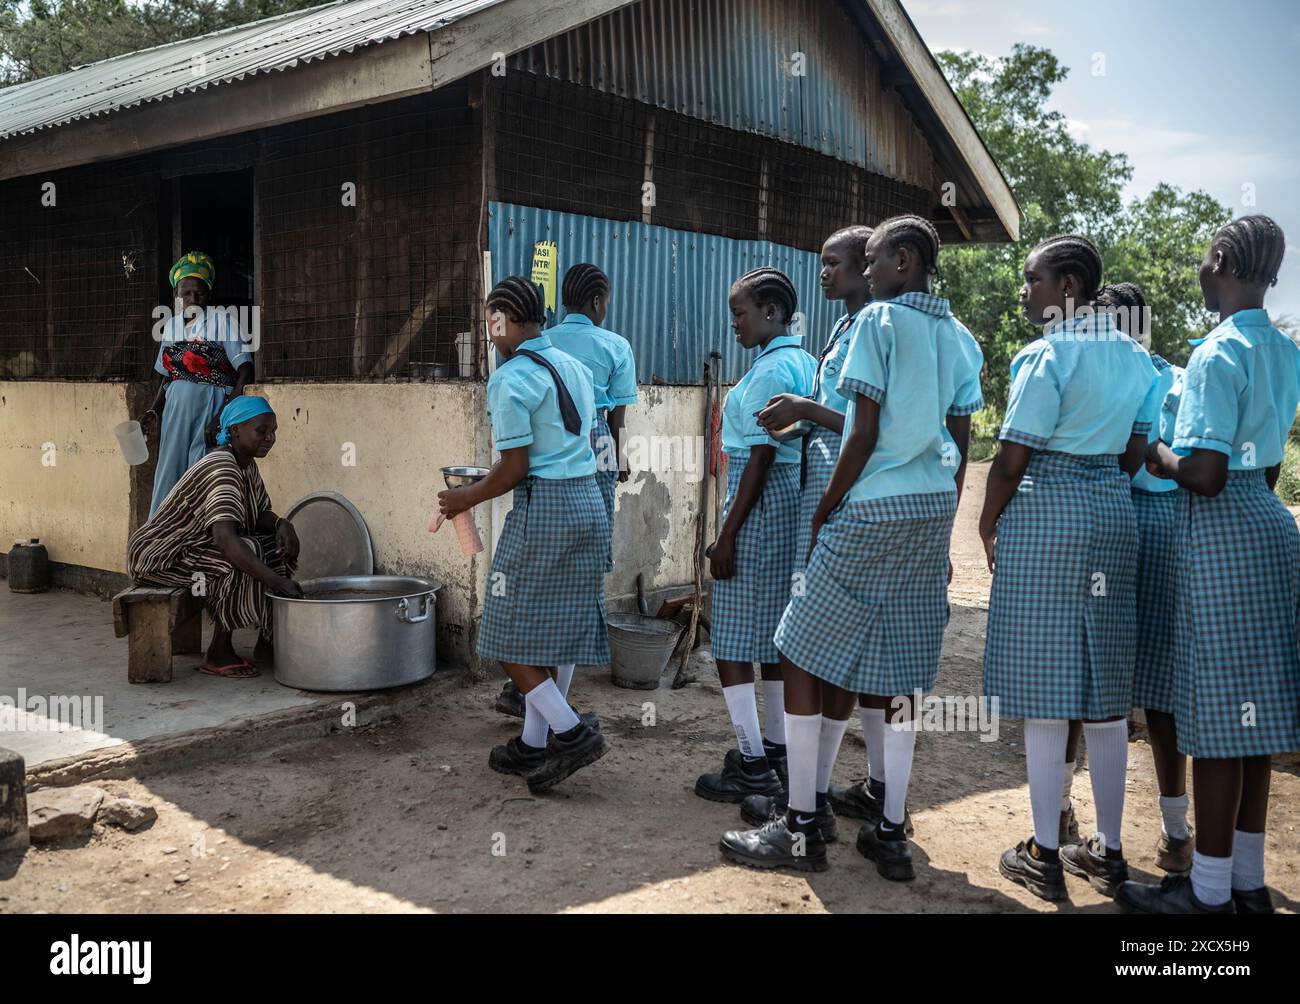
153, 307, 252, 377
487, 334, 598, 479
837, 293, 984, 502
1131, 354, 1184, 493
811, 310, 862, 415
1001, 312, 1160, 455
721, 334, 817, 465
1173, 308, 1300, 470
548, 313, 638, 413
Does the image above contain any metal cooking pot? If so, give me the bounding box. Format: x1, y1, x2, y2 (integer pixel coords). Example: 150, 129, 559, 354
269, 575, 439, 692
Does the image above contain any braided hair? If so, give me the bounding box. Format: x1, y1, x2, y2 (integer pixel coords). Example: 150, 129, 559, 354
1031, 234, 1103, 302
561, 263, 610, 310
1096, 281, 1148, 339
1212, 215, 1286, 287
731, 267, 797, 323
874, 214, 940, 275
826, 225, 874, 266
487, 276, 546, 324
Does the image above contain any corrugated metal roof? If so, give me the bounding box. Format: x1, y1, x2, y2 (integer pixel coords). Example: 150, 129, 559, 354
0, 0, 504, 139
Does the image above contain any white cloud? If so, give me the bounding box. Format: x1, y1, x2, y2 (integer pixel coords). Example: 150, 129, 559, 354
1066, 119, 1091, 139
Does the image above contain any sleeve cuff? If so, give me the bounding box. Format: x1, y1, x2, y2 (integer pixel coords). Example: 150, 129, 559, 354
1131, 421, 1152, 436
1000, 427, 1049, 449
1172, 435, 1231, 457
840, 377, 885, 404
495, 432, 534, 450
610, 393, 639, 406
741, 432, 776, 447
948, 397, 984, 417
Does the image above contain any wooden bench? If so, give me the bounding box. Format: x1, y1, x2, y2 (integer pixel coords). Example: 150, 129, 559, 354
112, 586, 205, 683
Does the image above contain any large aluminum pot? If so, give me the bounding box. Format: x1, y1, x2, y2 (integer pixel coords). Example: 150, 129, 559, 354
269, 575, 439, 692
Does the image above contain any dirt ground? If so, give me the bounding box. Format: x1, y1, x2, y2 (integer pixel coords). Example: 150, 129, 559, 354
3, 462, 1298, 914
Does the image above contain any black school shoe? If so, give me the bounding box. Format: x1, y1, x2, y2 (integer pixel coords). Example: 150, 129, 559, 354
826, 780, 914, 834
999, 837, 1067, 902
493, 680, 525, 718
526, 721, 608, 794
488, 736, 547, 777
856, 822, 915, 881
1231, 887, 1274, 914
719, 816, 829, 873
1115, 873, 1235, 914
1060, 835, 1129, 897
1154, 828, 1194, 873
695, 749, 783, 803
740, 794, 838, 842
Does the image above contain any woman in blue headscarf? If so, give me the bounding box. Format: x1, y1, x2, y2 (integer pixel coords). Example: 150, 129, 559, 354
138, 252, 255, 516
128, 397, 303, 679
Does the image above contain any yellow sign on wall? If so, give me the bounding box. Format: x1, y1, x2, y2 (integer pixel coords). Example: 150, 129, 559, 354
530, 240, 558, 313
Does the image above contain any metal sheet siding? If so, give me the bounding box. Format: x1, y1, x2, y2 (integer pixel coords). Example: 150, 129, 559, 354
489, 201, 843, 385
512, 0, 935, 189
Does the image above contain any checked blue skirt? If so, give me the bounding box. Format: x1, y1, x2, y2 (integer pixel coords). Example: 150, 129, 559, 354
1132, 487, 1182, 713
983, 451, 1139, 720
476, 475, 612, 667
1172, 469, 1300, 758
592, 410, 616, 571
776, 491, 957, 694
711, 461, 801, 664
796, 427, 841, 565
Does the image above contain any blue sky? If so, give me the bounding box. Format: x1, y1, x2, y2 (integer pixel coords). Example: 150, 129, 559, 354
907, 0, 1300, 319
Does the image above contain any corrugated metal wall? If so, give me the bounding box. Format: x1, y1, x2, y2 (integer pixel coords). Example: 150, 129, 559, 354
489, 201, 845, 384
511, 0, 937, 191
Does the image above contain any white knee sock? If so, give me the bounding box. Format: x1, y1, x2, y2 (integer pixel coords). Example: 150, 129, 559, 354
1231, 829, 1266, 891
1160, 793, 1190, 840
784, 713, 820, 813
1025, 718, 1069, 851
1084, 720, 1128, 852
1191, 851, 1232, 906
761, 679, 786, 745
722, 683, 764, 758
881, 719, 917, 828
555, 664, 576, 699
859, 706, 885, 783
525, 678, 579, 734
816, 716, 851, 794
521, 701, 550, 747
1061, 760, 1076, 812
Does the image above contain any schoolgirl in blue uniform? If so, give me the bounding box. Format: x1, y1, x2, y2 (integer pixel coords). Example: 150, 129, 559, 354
1119, 216, 1300, 914
1098, 281, 1194, 875
740, 225, 873, 836
438, 277, 610, 795
695, 268, 815, 804
980, 235, 1160, 901
720, 217, 983, 876
492, 264, 637, 719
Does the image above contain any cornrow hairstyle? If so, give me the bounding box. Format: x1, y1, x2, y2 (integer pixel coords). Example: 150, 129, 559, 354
1212, 215, 1286, 287
487, 276, 546, 324
731, 267, 797, 323
874, 214, 941, 275
1032, 234, 1104, 302
562, 263, 611, 309
1096, 281, 1148, 339
827, 224, 874, 266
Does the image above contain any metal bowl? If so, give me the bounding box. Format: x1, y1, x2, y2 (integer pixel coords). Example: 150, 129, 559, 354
441, 465, 491, 489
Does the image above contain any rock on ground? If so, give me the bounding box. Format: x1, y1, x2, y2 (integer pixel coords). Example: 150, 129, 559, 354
27, 785, 105, 842
99, 798, 158, 832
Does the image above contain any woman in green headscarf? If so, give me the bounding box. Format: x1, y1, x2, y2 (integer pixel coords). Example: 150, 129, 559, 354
137, 252, 254, 515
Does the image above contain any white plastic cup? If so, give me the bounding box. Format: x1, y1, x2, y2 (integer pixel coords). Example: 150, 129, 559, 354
114, 420, 149, 465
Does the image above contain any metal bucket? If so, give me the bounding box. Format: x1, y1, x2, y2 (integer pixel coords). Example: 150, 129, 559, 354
269, 575, 439, 692
607, 613, 682, 690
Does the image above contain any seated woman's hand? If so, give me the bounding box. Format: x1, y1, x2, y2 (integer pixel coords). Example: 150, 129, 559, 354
273, 577, 304, 599
276, 519, 300, 562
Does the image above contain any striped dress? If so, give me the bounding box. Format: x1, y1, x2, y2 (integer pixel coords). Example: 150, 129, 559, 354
128, 449, 294, 637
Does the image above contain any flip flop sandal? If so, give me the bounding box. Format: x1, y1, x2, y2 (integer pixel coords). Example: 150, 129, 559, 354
197, 660, 259, 679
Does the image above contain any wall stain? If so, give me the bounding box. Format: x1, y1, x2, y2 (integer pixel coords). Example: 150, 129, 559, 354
610, 471, 671, 596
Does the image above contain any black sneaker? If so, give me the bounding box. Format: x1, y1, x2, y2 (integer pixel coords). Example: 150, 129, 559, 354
856, 823, 915, 881
493, 680, 525, 718
695, 750, 783, 803
719, 816, 829, 873
740, 795, 838, 842
1059, 804, 1081, 846
488, 736, 547, 777
1115, 872, 1235, 915
826, 780, 913, 834
526, 721, 608, 794
1061, 835, 1129, 897
999, 837, 1067, 901
1231, 886, 1274, 915
1154, 827, 1194, 873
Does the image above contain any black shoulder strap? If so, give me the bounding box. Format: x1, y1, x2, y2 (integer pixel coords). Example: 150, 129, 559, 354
507, 348, 583, 435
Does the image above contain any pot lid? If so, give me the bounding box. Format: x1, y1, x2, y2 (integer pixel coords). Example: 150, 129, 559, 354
284, 491, 375, 580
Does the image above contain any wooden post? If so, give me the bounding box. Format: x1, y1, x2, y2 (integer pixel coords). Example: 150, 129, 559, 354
127, 601, 175, 684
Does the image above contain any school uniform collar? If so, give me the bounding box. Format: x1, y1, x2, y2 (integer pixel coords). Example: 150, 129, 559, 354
1044, 310, 1116, 341
756, 333, 804, 358
890, 291, 950, 317
559, 312, 596, 328
1188, 308, 1271, 347
516, 333, 554, 353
